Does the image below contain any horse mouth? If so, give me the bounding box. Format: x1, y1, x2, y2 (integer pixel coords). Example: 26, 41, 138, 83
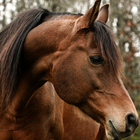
108, 120, 134, 140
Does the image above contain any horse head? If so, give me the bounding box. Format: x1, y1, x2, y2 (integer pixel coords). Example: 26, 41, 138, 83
50, 0, 139, 139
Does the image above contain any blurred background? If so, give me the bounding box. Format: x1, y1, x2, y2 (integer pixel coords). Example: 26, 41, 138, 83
0, 0, 140, 139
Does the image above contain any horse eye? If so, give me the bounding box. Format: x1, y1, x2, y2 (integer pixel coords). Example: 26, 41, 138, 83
89, 55, 104, 65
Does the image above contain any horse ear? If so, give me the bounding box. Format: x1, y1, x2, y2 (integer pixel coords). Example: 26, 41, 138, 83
75, 0, 101, 30
96, 4, 109, 23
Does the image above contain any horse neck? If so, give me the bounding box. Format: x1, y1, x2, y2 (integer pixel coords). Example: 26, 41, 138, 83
9, 19, 75, 116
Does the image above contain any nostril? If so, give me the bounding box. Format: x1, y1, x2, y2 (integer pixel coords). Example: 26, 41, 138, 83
125, 113, 139, 132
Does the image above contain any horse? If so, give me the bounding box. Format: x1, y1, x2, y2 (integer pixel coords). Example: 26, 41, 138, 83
0, 0, 139, 139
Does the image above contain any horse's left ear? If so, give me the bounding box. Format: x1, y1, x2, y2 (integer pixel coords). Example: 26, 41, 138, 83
96, 4, 109, 23
75, 0, 101, 31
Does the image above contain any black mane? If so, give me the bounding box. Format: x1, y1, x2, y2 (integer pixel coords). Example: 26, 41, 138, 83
0, 8, 51, 110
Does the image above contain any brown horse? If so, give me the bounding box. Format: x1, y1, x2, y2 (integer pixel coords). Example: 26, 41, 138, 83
0, 0, 139, 139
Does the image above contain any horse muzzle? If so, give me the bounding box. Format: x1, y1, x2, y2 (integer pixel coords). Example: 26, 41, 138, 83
107, 113, 139, 140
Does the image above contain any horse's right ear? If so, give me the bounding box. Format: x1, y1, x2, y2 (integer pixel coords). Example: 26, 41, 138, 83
75, 0, 101, 31
96, 4, 109, 23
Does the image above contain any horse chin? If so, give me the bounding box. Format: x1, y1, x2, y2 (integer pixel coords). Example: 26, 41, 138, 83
106, 134, 119, 140
106, 123, 121, 140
